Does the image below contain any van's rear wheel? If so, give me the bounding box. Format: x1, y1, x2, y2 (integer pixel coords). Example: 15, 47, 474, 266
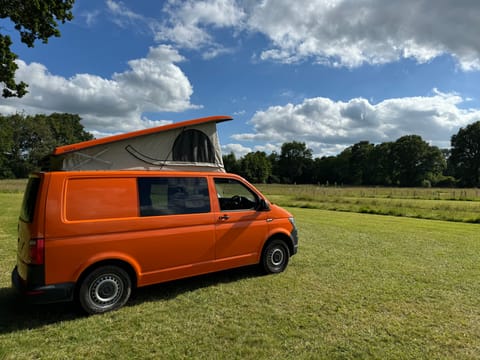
79, 266, 131, 315
262, 239, 290, 274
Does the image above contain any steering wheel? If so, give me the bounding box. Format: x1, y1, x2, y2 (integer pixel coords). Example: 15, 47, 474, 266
231, 195, 242, 207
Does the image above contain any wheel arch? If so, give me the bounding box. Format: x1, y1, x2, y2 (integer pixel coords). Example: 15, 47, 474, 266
262, 232, 294, 258
74, 258, 138, 297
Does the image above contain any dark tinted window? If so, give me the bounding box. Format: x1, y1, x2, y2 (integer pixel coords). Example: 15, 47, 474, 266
20, 177, 40, 223
138, 177, 210, 216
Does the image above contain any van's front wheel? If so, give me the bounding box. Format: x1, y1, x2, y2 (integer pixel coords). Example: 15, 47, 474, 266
79, 266, 132, 315
261, 239, 290, 274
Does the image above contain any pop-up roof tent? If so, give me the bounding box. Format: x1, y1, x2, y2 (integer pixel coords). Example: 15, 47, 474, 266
46, 115, 233, 172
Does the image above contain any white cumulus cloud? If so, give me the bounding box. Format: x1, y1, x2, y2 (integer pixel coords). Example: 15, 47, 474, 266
154, 0, 245, 54
156, 0, 480, 70
222, 143, 252, 158
0, 45, 198, 135
233, 90, 480, 156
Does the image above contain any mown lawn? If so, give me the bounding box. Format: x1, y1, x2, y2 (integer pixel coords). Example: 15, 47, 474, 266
1, 190, 480, 359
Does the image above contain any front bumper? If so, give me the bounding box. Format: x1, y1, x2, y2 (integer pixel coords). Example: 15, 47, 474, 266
290, 219, 299, 255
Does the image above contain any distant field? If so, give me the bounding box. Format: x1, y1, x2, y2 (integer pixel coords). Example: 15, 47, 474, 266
258, 184, 480, 201
0, 179, 27, 193
258, 184, 480, 223
1, 192, 479, 359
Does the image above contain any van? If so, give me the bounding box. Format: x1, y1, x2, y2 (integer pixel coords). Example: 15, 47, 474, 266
12, 170, 298, 314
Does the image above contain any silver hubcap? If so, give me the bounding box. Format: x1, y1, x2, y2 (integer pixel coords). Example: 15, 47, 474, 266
270, 248, 284, 266
90, 274, 123, 305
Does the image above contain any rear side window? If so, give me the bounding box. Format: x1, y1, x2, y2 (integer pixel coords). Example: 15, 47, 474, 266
20, 177, 40, 223
65, 178, 138, 221
138, 177, 210, 216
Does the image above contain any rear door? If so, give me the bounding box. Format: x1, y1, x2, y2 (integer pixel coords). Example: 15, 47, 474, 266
16, 173, 47, 283
213, 177, 268, 264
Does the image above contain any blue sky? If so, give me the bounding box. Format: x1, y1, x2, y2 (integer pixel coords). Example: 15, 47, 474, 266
2, 0, 480, 158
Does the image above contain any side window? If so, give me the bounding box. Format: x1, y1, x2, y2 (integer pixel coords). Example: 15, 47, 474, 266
214, 178, 258, 211
138, 177, 210, 216
20, 176, 40, 223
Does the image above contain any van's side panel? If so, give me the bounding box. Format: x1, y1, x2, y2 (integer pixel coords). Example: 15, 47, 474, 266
43, 173, 216, 287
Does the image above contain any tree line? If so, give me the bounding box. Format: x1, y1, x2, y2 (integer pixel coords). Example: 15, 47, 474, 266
0, 113, 93, 178
224, 121, 480, 187
1, 113, 479, 187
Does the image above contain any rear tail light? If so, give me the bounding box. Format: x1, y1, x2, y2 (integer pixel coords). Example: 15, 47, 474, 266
29, 238, 45, 265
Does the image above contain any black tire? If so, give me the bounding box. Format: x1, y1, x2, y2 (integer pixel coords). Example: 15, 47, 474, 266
262, 239, 290, 274
78, 266, 131, 315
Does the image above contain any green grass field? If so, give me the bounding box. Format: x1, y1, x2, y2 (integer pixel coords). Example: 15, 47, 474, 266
258, 184, 480, 223
1, 186, 480, 359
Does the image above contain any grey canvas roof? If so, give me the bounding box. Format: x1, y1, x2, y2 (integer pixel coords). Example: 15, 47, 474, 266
47, 115, 233, 172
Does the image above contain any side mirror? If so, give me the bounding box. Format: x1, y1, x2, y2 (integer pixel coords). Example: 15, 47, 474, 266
257, 198, 270, 211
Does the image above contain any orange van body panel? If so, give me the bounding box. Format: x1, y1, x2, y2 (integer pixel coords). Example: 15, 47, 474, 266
17, 170, 297, 299
214, 209, 268, 260
45, 215, 217, 286
64, 177, 139, 220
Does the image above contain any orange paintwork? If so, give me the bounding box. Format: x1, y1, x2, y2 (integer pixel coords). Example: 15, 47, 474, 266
18, 170, 294, 290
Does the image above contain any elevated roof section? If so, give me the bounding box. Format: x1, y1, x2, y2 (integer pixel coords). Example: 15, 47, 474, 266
53, 115, 232, 155
47, 115, 233, 172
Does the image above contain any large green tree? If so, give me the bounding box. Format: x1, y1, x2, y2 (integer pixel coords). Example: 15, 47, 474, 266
278, 141, 313, 183
240, 151, 271, 183
391, 135, 445, 187
222, 152, 240, 174
327, 147, 352, 185
0, 0, 75, 97
450, 121, 480, 187
313, 156, 338, 185
348, 141, 375, 185
369, 142, 395, 186
0, 113, 93, 178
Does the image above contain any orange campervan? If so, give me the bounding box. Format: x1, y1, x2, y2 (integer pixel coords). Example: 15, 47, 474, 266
12, 117, 298, 314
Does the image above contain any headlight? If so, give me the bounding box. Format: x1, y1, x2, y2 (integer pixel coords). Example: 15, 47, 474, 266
288, 217, 296, 227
